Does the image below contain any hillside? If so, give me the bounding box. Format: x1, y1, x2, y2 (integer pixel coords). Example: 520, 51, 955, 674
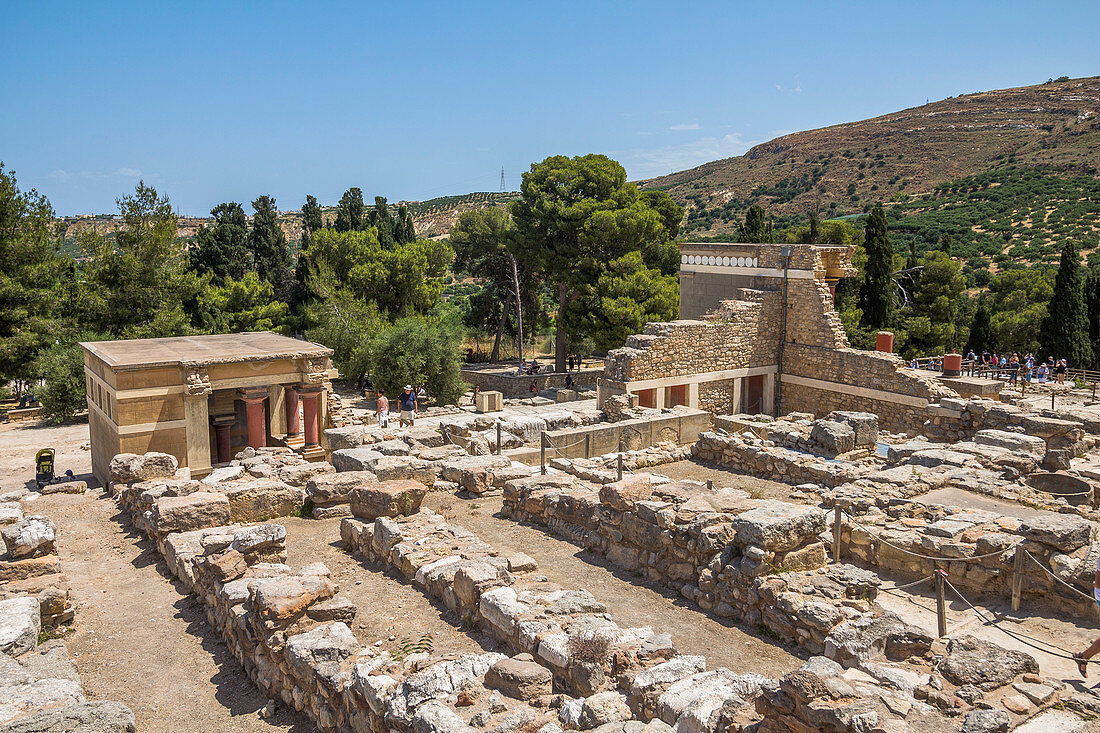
640, 76, 1100, 239
57, 191, 518, 256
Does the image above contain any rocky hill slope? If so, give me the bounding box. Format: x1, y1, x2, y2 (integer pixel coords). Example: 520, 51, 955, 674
640, 76, 1100, 239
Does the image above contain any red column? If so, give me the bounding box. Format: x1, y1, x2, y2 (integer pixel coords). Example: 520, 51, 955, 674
284, 386, 300, 438
239, 390, 268, 449
299, 387, 323, 448
213, 418, 234, 463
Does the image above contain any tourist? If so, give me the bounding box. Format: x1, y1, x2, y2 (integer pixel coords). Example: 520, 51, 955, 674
17, 392, 37, 409
1073, 553, 1100, 677
1056, 358, 1068, 385
910, 358, 919, 369
564, 374, 574, 389
398, 385, 417, 426
1038, 362, 1049, 383
529, 381, 538, 395
966, 350, 977, 375
567, 353, 575, 371
376, 389, 390, 428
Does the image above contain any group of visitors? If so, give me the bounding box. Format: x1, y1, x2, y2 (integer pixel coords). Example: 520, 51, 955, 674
374, 385, 421, 428
964, 351, 1069, 385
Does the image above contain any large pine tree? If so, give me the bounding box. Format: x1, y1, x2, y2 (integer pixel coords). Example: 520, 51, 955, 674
1040, 240, 1092, 367
859, 203, 893, 329
965, 295, 992, 354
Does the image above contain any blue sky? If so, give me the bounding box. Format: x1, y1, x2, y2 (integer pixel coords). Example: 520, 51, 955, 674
3, 1, 1097, 216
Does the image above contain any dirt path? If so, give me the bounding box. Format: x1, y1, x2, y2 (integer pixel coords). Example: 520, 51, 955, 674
654, 459, 796, 501
34, 490, 310, 733
280, 516, 499, 659
423, 494, 803, 678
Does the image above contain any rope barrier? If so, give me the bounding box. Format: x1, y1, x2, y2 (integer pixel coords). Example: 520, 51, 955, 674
1023, 549, 1097, 602
939, 572, 1099, 665
841, 511, 1006, 562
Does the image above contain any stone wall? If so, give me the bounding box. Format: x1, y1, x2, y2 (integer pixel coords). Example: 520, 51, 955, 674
691, 431, 867, 488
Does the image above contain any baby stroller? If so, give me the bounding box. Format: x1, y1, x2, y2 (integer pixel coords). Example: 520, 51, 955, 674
35, 448, 55, 490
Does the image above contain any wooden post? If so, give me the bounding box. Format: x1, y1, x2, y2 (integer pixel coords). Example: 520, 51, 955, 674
706, 479, 714, 491
496, 422, 502, 455
935, 571, 947, 638
1012, 544, 1025, 612
540, 432, 546, 475
832, 505, 842, 563
1052, 392, 1056, 410
584, 433, 591, 460
617, 452, 623, 482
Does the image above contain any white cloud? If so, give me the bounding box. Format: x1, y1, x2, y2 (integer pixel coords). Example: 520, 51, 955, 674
776, 77, 803, 94
669, 123, 701, 131
614, 132, 759, 179
116, 167, 141, 177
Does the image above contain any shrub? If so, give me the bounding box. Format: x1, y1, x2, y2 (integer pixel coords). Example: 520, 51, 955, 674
35, 341, 88, 423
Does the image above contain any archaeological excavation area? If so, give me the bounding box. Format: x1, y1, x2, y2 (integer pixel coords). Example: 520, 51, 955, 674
8, 243, 1100, 733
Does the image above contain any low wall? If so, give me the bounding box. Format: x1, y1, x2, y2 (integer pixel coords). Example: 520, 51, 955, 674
544, 407, 712, 459
460, 365, 603, 397
691, 431, 864, 488
780, 345, 954, 434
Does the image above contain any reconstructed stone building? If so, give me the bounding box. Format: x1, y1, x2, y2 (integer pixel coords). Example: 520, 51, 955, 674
599, 243, 954, 431
81, 332, 336, 484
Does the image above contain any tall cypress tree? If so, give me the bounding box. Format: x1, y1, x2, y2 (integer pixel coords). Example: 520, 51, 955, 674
1041, 240, 1092, 367
191, 202, 251, 281
1087, 266, 1100, 369
859, 203, 893, 329
249, 195, 294, 302
965, 295, 992, 354
738, 204, 769, 243
373, 196, 395, 248
334, 188, 365, 232
301, 195, 323, 245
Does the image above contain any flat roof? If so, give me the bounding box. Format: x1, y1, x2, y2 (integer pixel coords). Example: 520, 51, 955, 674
80, 332, 332, 370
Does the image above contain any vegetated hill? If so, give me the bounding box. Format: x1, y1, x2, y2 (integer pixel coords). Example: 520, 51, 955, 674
57, 191, 517, 256
640, 76, 1100, 241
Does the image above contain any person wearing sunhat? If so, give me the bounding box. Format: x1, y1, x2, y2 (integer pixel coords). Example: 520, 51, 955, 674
399, 384, 418, 426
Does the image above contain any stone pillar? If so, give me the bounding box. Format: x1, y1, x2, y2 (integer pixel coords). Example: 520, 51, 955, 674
731, 378, 743, 414
299, 387, 324, 448
876, 331, 894, 354
183, 367, 212, 476
239, 388, 268, 449
284, 386, 300, 438
655, 387, 666, 409
764, 373, 776, 416
267, 383, 286, 437
212, 415, 235, 463
688, 382, 699, 409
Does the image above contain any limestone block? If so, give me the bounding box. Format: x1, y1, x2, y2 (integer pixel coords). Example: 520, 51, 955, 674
372, 456, 438, 484
402, 426, 446, 448
828, 411, 879, 447
730, 501, 826, 552
249, 573, 337, 624
0, 555, 62, 583
937, 635, 1038, 690
0, 596, 41, 656
222, 479, 304, 522
0, 701, 136, 733
973, 429, 1046, 458
324, 426, 372, 452
349, 480, 426, 519
230, 523, 287, 563
375, 439, 410, 456
307, 470, 376, 506
484, 656, 553, 701
476, 390, 504, 413
108, 453, 142, 484
277, 461, 335, 487
283, 621, 360, 681
809, 420, 855, 457
1019, 515, 1093, 552
0, 502, 23, 526
2, 516, 56, 559
556, 389, 578, 403
331, 448, 385, 473
40, 480, 87, 495
199, 465, 244, 485
150, 492, 230, 537
131, 452, 179, 482
599, 474, 654, 512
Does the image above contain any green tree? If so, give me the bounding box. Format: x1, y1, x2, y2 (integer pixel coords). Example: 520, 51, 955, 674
859, 203, 893, 329
302, 260, 385, 387
569, 250, 678, 352
304, 228, 452, 316
369, 196, 395, 248
1040, 240, 1092, 367
395, 204, 416, 244
901, 249, 966, 355
987, 268, 1052, 354
249, 195, 294, 301
190, 202, 251, 281
35, 338, 94, 423
301, 194, 324, 245
966, 295, 992, 354
196, 271, 290, 334
80, 181, 198, 337
1087, 266, 1100, 368
334, 187, 365, 232
510, 154, 682, 370
363, 309, 466, 405
738, 204, 770, 243
0, 163, 69, 387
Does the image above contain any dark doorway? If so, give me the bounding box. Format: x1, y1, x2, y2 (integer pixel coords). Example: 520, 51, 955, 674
743, 375, 765, 414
